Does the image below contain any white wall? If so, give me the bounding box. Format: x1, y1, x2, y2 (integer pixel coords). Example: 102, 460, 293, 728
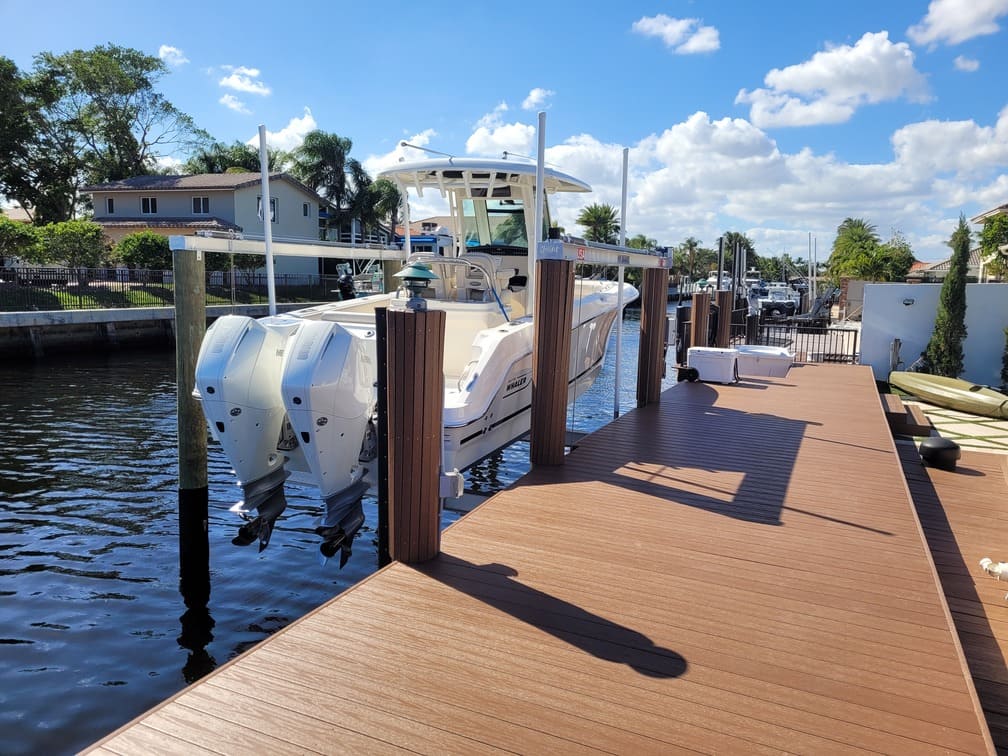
861, 283, 1008, 385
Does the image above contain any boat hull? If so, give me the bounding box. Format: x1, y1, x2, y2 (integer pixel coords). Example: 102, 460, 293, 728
888, 371, 1008, 419
195, 281, 633, 512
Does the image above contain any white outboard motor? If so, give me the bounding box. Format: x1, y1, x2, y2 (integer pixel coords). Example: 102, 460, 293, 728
280, 319, 377, 565
195, 314, 302, 548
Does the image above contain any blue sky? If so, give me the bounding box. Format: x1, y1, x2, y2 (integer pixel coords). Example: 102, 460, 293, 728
4, 0, 1008, 261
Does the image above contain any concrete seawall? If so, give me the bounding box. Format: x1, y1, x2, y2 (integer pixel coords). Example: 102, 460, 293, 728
0, 304, 309, 360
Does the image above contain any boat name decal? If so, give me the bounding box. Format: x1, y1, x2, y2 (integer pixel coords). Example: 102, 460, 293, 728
504, 372, 530, 396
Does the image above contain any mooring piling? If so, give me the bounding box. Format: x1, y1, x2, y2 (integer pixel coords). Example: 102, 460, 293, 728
172, 245, 209, 606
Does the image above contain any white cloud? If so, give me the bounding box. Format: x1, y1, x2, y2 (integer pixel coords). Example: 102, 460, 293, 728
474, 102, 509, 130
736, 32, 931, 127
954, 55, 980, 71
631, 14, 720, 54
219, 94, 251, 114
465, 102, 534, 156
907, 0, 1008, 47
365, 98, 1008, 264
509, 106, 1008, 262
466, 121, 536, 157
158, 45, 189, 66
246, 107, 317, 152
890, 105, 1008, 179
219, 65, 271, 96
361, 130, 449, 219
155, 155, 184, 172
522, 88, 555, 111
363, 129, 439, 176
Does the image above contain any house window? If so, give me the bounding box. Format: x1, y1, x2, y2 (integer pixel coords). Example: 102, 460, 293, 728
141, 197, 158, 214
192, 196, 209, 214
257, 196, 277, 223
106, 198, 114, 214
303, 202, 309, 217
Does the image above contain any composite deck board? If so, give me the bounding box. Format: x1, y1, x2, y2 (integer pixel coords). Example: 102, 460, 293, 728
89, 363, 992, 754
899, 443, 1008, 753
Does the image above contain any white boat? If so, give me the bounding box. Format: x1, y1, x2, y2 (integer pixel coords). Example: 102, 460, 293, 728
194, 157, 638, 563
758, 282, 801, 317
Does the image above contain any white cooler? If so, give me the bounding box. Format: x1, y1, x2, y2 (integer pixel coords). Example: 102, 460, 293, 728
687, 347, 738, 384
735, 345, 793, 377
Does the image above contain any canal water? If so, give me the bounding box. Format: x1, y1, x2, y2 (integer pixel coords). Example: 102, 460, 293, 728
0, 309, 676, 753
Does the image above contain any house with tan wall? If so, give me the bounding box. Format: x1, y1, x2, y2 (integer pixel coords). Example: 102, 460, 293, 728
83, 173, 330, 276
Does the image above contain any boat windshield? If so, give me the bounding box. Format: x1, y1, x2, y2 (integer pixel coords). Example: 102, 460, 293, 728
461, 198, 528, 252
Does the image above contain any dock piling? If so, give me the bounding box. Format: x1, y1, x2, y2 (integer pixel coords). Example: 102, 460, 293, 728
173, 246, 209, 605
385, 307, 445, 563
637, 267, 668, 407
531, 259, 574, 466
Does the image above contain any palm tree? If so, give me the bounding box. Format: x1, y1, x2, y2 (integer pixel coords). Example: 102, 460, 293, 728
371, 178, 402, 244
183, 140, 282, 174
677, 236, 701, 280
828, 217, 880, 278
722, 230, 755, 274
627, 233, 656, 250
575, 203, 619, 244
290, 130, 361, 235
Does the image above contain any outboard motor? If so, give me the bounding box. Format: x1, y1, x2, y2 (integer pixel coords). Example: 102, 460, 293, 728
195, 314, 302, 550
315, 483, 367, 568
231, 486, 287, 552
337, 272, 356, 300
280, 319, 377, 566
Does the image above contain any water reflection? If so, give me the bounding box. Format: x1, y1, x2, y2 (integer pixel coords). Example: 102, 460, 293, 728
178, 605, 216, 684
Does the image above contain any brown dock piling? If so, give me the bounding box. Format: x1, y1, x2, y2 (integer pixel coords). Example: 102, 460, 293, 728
531, 259, 574, 466
715, 290, 733, 348
690, 290, 711, 350
385, 307, 445, 563
636, 267, 668, 407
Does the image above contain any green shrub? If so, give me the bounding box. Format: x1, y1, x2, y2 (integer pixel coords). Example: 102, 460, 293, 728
35, 220, 108, 268
116, 231, 171, 269
0, 216, 39, 265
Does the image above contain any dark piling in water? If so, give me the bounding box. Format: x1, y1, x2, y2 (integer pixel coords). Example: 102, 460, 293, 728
172, 246, 209, 607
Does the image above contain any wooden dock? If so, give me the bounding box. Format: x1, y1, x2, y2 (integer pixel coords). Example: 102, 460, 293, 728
89, 363, 993, 754
900, 443, 1008, 751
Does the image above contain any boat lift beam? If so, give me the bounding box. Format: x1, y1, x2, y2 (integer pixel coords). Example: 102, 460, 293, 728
536, 238, 671, 269
168, 234, 406, 262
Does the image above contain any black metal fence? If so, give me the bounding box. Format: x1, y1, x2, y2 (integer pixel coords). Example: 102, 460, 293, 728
673, 305, 860, 365
0, 267, 348, 312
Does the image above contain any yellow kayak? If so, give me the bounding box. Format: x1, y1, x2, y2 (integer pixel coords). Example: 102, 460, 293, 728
888, 371, 1008, 419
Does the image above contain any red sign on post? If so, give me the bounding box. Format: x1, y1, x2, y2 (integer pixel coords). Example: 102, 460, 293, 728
577, 247, 586, 260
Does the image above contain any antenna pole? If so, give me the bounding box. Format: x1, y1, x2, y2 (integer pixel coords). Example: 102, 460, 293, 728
258, 125, 277, 316
530, 112, 546, 311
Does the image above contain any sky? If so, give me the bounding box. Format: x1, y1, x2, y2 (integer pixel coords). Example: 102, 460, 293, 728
4, 0, 1008, 262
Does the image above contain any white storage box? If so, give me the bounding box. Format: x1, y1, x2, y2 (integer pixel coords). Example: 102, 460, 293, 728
687, 347, 738, 384
735, 345, 793, 378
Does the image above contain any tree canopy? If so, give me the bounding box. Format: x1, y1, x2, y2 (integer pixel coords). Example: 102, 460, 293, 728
31, 220, 108, 269
0, 46, 207, 223
0, 216, 40, 265
979, 213, 1008, 279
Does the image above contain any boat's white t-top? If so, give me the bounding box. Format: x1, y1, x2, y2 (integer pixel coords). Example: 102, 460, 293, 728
378, 158, 590, 268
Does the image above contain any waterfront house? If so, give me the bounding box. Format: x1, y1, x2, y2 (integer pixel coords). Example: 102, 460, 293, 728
82, 172, 387, 276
